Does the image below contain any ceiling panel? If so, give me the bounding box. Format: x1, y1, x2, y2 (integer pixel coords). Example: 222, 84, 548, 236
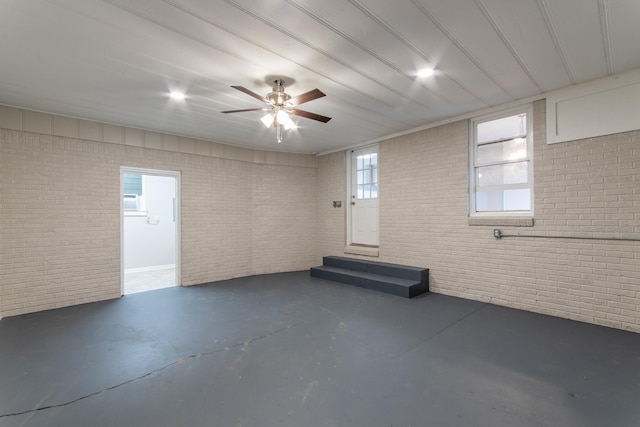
607, 0, 640, 73
478, 0, 572, 92
537, 0, 607, 83
353, 0, 511, 108
416, 0, 541, 100
0, 0, 638, 153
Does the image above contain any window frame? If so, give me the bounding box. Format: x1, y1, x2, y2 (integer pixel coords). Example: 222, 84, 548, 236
469, 104, 534, 217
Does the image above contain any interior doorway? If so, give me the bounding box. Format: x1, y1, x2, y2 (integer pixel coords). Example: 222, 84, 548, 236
121, 167, 180, 294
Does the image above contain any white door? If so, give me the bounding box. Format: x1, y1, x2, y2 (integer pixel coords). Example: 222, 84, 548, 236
350, 145, 379, 246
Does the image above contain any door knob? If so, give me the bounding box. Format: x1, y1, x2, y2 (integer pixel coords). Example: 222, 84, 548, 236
351, 201, 356, 205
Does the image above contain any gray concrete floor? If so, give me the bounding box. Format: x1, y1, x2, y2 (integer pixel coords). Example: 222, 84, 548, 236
1, 271, 639, 427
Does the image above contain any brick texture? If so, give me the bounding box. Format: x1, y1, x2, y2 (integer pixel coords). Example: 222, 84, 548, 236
316, 151, 347, 261
0, 108, 317, 317
3, 102, 639, 333
317, 100, 640, 333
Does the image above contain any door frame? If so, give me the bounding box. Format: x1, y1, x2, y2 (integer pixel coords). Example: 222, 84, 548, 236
120, 166, 181, 295
346, 143, 379, 247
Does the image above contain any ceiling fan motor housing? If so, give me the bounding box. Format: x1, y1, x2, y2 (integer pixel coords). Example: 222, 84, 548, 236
266, 79, 291, 106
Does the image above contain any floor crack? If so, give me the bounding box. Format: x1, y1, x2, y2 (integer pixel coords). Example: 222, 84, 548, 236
390, 303, 486, 360
0, 323, 299, 419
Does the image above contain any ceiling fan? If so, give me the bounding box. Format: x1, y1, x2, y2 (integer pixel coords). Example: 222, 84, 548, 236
222, 79, 331, 143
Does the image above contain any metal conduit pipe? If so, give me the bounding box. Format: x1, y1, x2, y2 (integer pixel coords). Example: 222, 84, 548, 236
492, 229, 640, 242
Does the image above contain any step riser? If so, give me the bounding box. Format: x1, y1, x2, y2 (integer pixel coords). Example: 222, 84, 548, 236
322, 256, 425, 282
311, 256, 429, 298
310, 268, 422, 298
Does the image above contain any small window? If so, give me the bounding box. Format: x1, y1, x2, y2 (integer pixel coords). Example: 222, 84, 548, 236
470, 106, 533, 215
123, 173, 142, 195
123, 173, 144, 213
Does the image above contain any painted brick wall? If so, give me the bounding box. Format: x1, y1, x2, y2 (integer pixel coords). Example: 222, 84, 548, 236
3, 102, 639, 332
317, 100, 640, 333
251, 163, 317, 275
316, 151, 347, 260
1, 131, 121, 315
0, 107, 318, 317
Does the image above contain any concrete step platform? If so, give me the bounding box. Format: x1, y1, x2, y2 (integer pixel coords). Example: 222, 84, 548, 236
310, 256, 429, 298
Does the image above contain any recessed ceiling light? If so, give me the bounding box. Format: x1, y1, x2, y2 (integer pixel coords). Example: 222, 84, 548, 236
417, 68, 434, 78
169, 91, 186, 101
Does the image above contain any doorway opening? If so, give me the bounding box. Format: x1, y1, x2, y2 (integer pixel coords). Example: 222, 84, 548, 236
121, 167, 180, 295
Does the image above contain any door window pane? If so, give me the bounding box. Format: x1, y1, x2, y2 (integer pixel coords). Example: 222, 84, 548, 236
370, 183, 378, 199
356, 153, 378, 199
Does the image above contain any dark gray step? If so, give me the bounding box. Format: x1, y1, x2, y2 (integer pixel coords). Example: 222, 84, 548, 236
310, 265, 428, 298
322, 256, 428, 282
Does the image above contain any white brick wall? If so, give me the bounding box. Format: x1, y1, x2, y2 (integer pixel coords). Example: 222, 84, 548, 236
316, 151, 347, 262
251, 163, 317, 275
0, 106, 317, 317
3, 102, 639, 333
1, 131, 122, 315
316, 100, 640, 333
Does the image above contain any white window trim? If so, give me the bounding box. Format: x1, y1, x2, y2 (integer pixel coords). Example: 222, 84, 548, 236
469, 104, 534, 217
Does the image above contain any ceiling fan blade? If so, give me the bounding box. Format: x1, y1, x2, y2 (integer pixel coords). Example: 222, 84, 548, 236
288, 89, 326, 106
221, 108, 268, 113
290, 109, 332, 123
231, 86, 268, 103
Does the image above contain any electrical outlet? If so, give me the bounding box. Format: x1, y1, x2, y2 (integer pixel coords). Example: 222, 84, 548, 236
493, 229, 502, 238
333, 201, 342, 208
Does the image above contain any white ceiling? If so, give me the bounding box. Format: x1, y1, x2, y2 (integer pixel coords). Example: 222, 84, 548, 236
1, 0, 639, 154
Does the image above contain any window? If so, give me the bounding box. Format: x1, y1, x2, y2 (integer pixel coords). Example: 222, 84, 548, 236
355, 152, 378, 199
470, 106, 533, 215
123, 173, 144, 213
123, 173, 142, 195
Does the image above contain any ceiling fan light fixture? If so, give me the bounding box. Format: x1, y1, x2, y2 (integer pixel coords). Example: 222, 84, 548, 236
222, 78, 330, 143
276, 110, 296, 130
261, 113, 275, 128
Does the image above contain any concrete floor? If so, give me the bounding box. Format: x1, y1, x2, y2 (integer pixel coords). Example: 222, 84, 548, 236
1, 271, 639, 427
